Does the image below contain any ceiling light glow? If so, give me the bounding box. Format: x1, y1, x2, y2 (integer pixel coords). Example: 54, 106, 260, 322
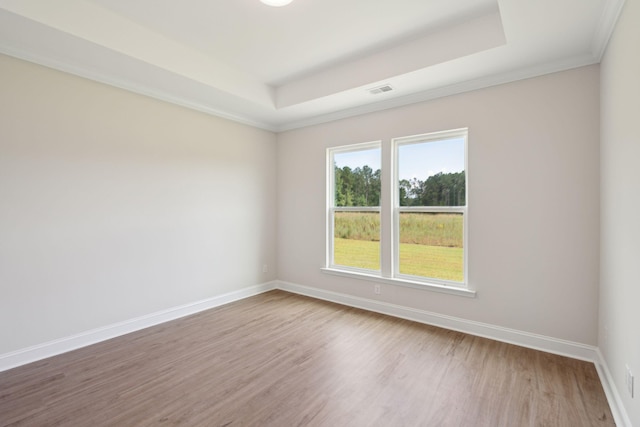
260, 0, 293, 6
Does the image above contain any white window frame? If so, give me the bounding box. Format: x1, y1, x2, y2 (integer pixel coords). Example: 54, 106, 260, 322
392, 129, 468, 287
326, 141, 382, 274
323, 129, 474, 298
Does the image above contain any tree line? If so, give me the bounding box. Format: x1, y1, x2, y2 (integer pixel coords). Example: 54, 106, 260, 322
335, 165, 465, 207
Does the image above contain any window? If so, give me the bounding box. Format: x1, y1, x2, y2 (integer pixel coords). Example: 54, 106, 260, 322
394, 131, 466, 284
326, 129, 470, 295
328, 142, 381, 272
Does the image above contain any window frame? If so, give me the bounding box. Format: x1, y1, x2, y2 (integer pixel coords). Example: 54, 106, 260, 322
324, 129, 474, 298
392, 129, 468, 287
326, 140, 382, 274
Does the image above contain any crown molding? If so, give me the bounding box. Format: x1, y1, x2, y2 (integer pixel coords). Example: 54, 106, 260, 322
0, 45, 279, 133
591, 0, 626, 61
1, 1, 623, 133
1, 41, 599, 135
276, 53, 598, 132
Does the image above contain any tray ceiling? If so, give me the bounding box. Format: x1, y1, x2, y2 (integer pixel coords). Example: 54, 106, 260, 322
0, 0, 625, 131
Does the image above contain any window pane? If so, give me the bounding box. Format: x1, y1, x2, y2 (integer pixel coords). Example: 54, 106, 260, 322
398, 212, 463, 282
333, 211, 380, 270
334, 148, 381, 207
398, 138, 465, 207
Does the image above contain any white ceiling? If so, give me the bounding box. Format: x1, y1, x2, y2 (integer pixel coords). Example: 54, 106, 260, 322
0, 0, 625, 131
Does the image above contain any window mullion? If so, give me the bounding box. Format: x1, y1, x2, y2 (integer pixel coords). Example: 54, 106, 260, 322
380, 140, 393, 278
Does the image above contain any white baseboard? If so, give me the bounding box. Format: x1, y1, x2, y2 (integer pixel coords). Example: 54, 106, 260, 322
276, 280, 632, 426
0, 279, 630, 426
0, 280, 599, 370
276, 280, 598, 361
0, 281, 276, 373
594, 349, 633, 427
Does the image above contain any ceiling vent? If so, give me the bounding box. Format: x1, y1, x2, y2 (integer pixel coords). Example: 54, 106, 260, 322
368, 84, 394, 95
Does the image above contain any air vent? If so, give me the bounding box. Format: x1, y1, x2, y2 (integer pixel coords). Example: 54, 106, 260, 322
368, 84, 394, 95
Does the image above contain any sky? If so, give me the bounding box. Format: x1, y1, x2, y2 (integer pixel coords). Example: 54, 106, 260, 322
334, 137, 464, 181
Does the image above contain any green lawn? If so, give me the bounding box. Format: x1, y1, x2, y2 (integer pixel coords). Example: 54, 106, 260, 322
398, 242, 463, 282
333, 238, 381, 271
334, 238, 463, 282
333, 211, 464, 282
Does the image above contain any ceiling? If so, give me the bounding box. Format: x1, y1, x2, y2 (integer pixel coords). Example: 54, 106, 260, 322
0, 0, 625, 131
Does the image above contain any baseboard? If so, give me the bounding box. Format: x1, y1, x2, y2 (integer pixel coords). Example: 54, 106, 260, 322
594, 349, 633, 427
0, 281, 276, 373
276, 280, 637, 425
1, 279, 630, 426
275, 280, 598, 361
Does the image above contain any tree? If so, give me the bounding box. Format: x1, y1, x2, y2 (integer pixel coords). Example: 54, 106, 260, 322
336, 165, 464, 207
398, 171, 465, 206
399, 179, 411, 206
334, 165, 381, 207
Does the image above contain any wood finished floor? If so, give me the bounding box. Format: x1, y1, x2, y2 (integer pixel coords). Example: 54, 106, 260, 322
0, 290, 613, 427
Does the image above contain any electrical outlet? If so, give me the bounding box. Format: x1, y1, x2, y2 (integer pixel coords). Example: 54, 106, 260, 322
262, 264, 268, 273
626, 365, 634, 398
374, 284, 381, 295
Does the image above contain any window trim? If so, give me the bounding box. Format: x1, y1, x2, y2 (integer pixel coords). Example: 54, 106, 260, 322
392, 129, 468, 287
320, 266, 476, 298
325, 130, 474, 298
326, 141, 382, 273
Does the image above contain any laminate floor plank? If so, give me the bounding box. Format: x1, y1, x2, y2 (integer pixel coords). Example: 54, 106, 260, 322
0, 290, 614, 426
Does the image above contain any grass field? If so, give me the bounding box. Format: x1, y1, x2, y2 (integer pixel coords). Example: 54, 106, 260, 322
334, 212, 463, 281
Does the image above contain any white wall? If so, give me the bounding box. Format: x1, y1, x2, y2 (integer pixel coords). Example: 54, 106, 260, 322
600, 0, 640, 424
277, 65, 600, 345
0, 54, 278, 355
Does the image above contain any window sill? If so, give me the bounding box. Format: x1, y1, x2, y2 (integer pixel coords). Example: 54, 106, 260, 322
320, 267, 476, 298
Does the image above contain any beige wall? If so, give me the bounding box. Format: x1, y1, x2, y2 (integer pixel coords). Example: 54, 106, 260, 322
278, 65, 600, 345
600, 0, 640, 424
0, 54, 278, 354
